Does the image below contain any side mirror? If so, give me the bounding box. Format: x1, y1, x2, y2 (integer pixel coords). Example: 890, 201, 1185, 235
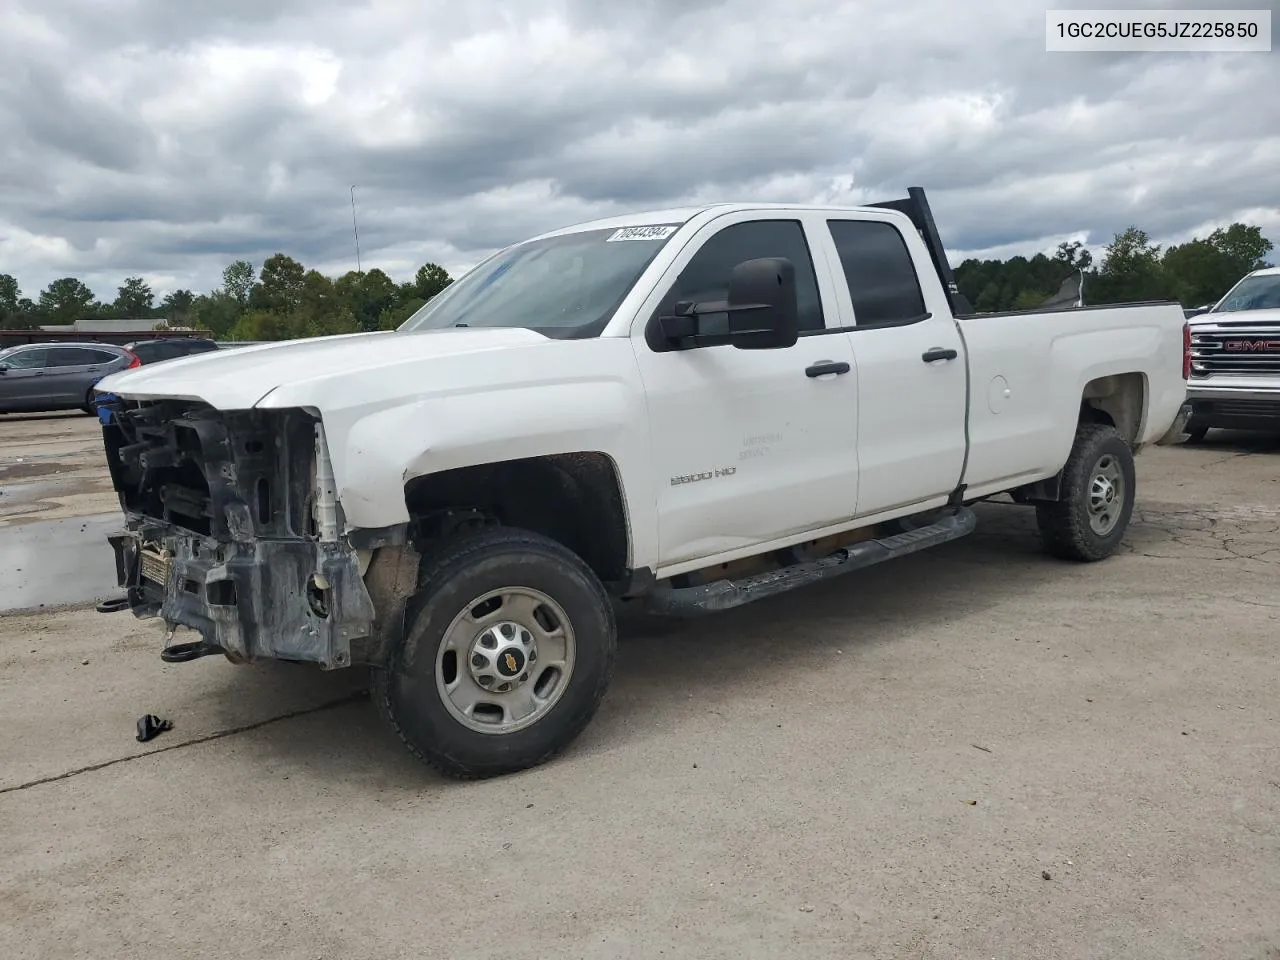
724, 257, 799, 349
652, 257, 800, 351
0, 365, 8, 374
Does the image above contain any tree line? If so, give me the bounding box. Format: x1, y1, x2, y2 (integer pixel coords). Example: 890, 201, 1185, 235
2, 218, 1273, 338
954, 221, 1273, 313
0, 255, 455, 340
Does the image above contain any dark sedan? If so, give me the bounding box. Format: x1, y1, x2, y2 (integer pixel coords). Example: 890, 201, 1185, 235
0, 342, 140, 415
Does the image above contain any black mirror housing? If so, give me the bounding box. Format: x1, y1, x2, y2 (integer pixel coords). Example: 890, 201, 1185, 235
725, 257, 799, 350
650, 256, 800, 351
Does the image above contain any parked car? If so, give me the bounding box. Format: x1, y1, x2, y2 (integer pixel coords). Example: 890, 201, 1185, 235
0, 342, 139, 415
124, 337, 220, 364
1184, 266, 1280, 440
96, 187, 1189, 780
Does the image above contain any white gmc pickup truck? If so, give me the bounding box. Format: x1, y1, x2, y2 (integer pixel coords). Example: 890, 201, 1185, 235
1184, 265, 1280, 440
95, 188, 1191, 779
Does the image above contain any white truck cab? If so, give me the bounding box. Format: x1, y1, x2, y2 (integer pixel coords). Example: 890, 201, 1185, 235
96, 188, 1190, 779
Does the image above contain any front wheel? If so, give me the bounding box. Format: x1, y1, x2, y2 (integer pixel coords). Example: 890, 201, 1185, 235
1035, 423, 1136, 562
373, 527, 617, 779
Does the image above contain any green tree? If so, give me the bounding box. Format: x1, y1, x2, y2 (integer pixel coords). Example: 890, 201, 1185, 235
1087, 227, 1168, 305
293, 270, 361, 338
0, 277, 40, 330
411, 262, 453, 301
250, 254, 306, 314
161, 289, 196, 324
380, 298, 425, 330
222, 260, 256, 310
1162, 239, 1227, 307
1210, 223, 1273, 275
1011, 288, 1050, 310
0, 274, 18, 316
1162, 224, 1275, 308
38, 277, 98, 325
188, 290, 243, 338
113, 276, 155, 317
1052, 240, 1093, 271
228, 309, 295, 341
336, 268, 398, 331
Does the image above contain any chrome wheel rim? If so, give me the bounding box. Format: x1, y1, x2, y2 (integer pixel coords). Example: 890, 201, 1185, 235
1087, 453, 1125, 536
435, 586, 576, 735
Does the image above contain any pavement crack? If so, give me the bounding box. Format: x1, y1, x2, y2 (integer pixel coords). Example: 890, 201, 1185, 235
0, 691, 368, 797
1200, 451, 1255, 470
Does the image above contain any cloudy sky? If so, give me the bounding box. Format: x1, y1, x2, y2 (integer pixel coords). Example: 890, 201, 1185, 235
1, 0, 1277, 301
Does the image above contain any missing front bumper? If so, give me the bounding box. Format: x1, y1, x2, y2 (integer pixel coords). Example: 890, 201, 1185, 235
109, 527, 376, 669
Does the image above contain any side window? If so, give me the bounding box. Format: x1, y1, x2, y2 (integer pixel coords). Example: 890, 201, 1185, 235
665, 220, 825, 337
129, 342, 163, 362
2, 348, 51, 369
48, 347, 105, 367
827, 220, 928, 328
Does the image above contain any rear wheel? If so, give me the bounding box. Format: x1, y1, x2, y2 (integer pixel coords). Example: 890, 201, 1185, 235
373, 527, 617, 779
1036, 423, 1136, 562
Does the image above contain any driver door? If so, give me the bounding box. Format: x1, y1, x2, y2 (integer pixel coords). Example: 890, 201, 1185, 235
629, 212, 860, 572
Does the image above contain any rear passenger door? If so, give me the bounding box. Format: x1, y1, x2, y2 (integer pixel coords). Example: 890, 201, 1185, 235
820, 217, 968, 518
45, 347, 118, 405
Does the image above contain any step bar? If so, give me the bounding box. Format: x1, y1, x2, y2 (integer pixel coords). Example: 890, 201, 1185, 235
643, 507, 977, 615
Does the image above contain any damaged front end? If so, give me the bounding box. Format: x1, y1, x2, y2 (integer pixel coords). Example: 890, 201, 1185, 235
99, 397, 377, 669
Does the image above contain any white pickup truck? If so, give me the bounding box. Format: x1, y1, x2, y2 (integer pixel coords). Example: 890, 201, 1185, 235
1184, 265, 1280, 440
95, 188, 1191, 779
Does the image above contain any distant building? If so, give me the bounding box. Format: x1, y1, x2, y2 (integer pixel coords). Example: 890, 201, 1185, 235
38, 318, 196, 334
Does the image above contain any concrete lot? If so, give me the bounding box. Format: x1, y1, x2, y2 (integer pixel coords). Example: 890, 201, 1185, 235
1, 412, 1278, 960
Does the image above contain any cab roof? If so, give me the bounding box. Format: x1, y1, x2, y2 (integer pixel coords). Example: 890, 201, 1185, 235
528, 201, 908, 242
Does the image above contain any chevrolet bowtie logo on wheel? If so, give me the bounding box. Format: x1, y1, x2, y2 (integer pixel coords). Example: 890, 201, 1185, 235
504, 653, 519, 673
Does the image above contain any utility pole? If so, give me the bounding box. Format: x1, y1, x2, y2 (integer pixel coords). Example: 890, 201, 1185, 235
350, 184, 362, 274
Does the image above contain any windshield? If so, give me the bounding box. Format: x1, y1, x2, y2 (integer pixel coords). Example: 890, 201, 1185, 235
398, 223, 685, 337
1212, 273, 1280, 313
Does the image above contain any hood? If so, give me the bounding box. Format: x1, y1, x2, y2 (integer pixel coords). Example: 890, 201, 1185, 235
96, 327, 551, 409
1190, 307, 1280, 328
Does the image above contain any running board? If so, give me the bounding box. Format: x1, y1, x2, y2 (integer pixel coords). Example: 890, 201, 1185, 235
643, 507, 977, 615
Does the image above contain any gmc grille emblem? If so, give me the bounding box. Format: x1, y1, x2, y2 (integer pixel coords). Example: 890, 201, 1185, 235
1223, 339, 1280, 351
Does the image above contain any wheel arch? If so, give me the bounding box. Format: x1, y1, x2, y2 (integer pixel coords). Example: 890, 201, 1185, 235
1080, 371, 1147, 444
402, 451, 634, 589
1013, 373, 1146, 503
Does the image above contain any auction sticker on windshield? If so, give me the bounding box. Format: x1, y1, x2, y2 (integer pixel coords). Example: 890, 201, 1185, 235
606, 225, 680, 242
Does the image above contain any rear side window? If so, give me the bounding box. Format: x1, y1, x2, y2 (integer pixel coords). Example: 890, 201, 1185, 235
48, 347, 117, 367
827, 220, 928, 328
130, 342, 169, 362
665, 219, 825, 335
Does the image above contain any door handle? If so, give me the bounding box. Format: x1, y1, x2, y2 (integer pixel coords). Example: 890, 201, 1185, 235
921, 347, 958, 363
805, 360, 851, 378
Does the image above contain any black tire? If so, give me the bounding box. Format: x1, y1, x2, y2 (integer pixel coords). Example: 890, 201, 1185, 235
372, 526, 617, 779
1035, 423, 1136, 562
1184, 421, 1209, 443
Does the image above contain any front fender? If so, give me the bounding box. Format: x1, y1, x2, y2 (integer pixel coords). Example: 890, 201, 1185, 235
261, 339, 659, 570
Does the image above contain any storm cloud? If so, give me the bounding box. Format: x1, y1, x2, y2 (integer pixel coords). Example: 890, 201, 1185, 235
1, 0, 1277, 299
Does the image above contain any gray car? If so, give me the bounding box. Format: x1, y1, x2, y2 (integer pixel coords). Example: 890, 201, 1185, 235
0, 342, 139, 415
